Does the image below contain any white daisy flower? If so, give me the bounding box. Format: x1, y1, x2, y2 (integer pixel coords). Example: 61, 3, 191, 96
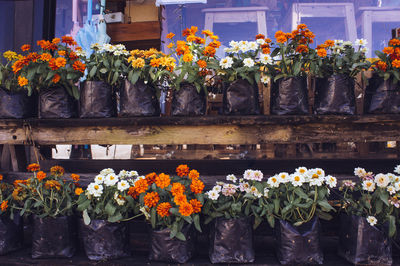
295, 167, 308, 176
75, 49, 86, 57
308, 169, 324, 186
243, 169, 254, 180
325, 175, 337, 188
224, 47, 232, 53
113, 50, 122, 56
278, 172, 290, 183
394, 165, 400, 175
239, 182, 251, 193
260, 54, 272, 65
355, 38, 367, 47
268, 175, 280, 188
387, 186, 396, 195
118, 170, 129, 178
263, 187, 269, 197
117, 180, 129, 192
250, 186, 261, 197
366, 216, 377, 226
291, 174, 304, 187
87, 182, 103, 197
222, 183, 238, 196
252, 170, 263, 181
362, 180, 376, 192
94, 174, 105, 184
104, 173, 119, 187
122, 50, 130, 56
129, 171, 139, 178
361, 47, 368, 54
226, 174, 237, 183
239, 41, 250, 53
315, 168, 325, 178
207, 190, 220, 200
90, 43, 100, 49
114, 192, 126, 206
243, 58, 255, 68
343, 41, 353, 47
229, 40, 239, 47
220, 57, 234, 69
212, 185, 222, 193
256, 38, 265, 45
247, 41, 258, 51
334, 40, 343, 45
100, 168, 115, 176
387, 173, 397, 183
375, 173, 390, 188
394, 182, 400, 191
261, 76, 269, 84
115, 44, 126, 50
354, 167, 367, 178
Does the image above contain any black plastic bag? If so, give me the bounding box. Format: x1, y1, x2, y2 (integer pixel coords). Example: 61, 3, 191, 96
209, 217, 255, 263
223, 79, 260, 115
0, 214, 23, 255
271, 77, 309, 115
171, 82, 205, 116
365, 75, 400, 114
79, 81, 117, 118
149, 224, 195, 263
79, 219, 130, 261
338, 214, 392, 265
0, 88, 36, 118
275, 217, 323, 265
314, 74, 355, 115
119, 79, 160, 117
31, 215, 77, 258
39, 87, 76, 118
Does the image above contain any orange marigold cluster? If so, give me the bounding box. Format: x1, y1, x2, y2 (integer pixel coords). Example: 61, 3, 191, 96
145, 172, 157, 185
188, 169, 199, 180
317, 48, 327, 58
157, 202, 172, 217
155, 173, 171, 189
144, 191, 160, 208
170, 182, 185, 196
0, 200, 8, 212
50, 165, 65, 176
27, 163, 40, 172
71, 174, 80, 182
393, 59, 400, 68
21, 44, 31, 51
36, 171, 47, 181
190, 178, 204, 194
72, 61, 86, 73
61, 36, 77, 46
197, 60, 207, 69
18, 76, 28, 87
173, 193, 187, 206
375, 60, 388, 71
45, 180, 61, 190
134, 178, 149, 194
52, 74, 60, 83
179, 202, 193, 216
75, 187, 83, 195
189, 199, 202, 213
176, 164, 189, 177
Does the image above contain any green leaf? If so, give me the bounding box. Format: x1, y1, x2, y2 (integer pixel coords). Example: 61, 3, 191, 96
103, 59, 110, 68
388, 215, 396, 238
293, 61, 301, 76
317, 200, 334, 211
111, 71, 119, 85
170, 222, 178, 238
77, 199, 90, 211
99, 68, 108, 74
379, 192, 389, 206
150, 208, 156, 228
89, 66, 97, 78
267, 214, 275, 228
317, 211, 333, 221
294, 188, 309, 200
83, 209, 91, 225
176, 232, 186, 241
45, 71, 55, 82
114, 59, 121, 68
105, 202, 116, 216
130, 71, 141, 85
108, 212, 123, 223
216, 202, 231, 212
273, 198, 280, 214
193, 214, 202, 232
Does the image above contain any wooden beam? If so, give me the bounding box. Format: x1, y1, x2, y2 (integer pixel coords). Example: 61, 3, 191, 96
107, 22, 160, 42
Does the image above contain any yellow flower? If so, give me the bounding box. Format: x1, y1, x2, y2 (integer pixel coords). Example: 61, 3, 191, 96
3, 51, 18, 61
18, 76, 28, 87
182, 53, 193, 62
131, 58, 145, 68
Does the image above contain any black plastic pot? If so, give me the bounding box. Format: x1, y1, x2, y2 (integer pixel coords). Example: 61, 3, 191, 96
119, 79, 160, 117
39, 87, 76, 118
0, 214, 23, 255
275, 217, 323, 265
79, 219, 130, 261
149, 224, 195, 263
79, 81, 117, 118
223, 79, 260, 115
31, 215, 77, 259
338, 214, 392, 265
314, 74, 355, 115
365, 76, 400, 114
0, 87, 36, 118
171, 82, 206, 116
209, 216, 255, 263
271, 76, 309, 115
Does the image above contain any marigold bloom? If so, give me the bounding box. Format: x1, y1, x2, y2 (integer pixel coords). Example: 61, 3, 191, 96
52, 38, 60, 44
190, 178, 204, 194
203, 46, 216, 57
131, 58, 145, 68
375, 60, 388, 71
276, 35, 287, 44
296, 45, 309, 54
21, 44, 30, 51
71, 173, 80, 182
208, 40, 221, 49
49, 58, 58, 70
183, 53, 193, 62
189, 199, 202, 213
52, 74, 61, 84
58, 50, 66, 57
262, 47, 271, 54
174, 193, 187, 206
383, 47, 394, 55
144, 173, 156, 185
18, 76, 28, 87
176, 164, 189, 177
201, 29, 213, 37
157, 202, 172, 217
134, 178, 149, 194
128, 186, 138, 199
393, 59, 400, 68
0, 200, 8, 212
40, 53, 52, 62
317, 48, 327, 57
255, 34, 265, 40
55, 57, 66, 68
166, 32, 175, 39
75, 187, 83, 195
186, 35, 197, 42
50, 165, 65, 176
13, 179, 27, 187
150, 58, 161, 67
61, 35, 77, 46
12, 187, 26, 201
155, 173, 171, 189
69, 51, 79, 60
389, 39, 400, 46
3, 51, 18, 61
171, 182, 185, 196
36, 171, 47, 181
297, 24, 307, 30
45, 180, 61, 190
190, 26, 198, 35
179, 202, 193, 216
27, 163, 40, 172
324, 40, 335, 47
144, 192, 160, 208
72, 61, 85, 73
0, 174, 2, 181
196, 60, 207, 69
167, 43, 174, 49
194, 36, 205, 44
188, 169, 200, 180
182, 28, 191, 37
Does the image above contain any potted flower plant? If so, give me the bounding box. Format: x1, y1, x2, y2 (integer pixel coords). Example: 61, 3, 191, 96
203, 169, 266, 263
80, 43, 129, 118
310, 39, 370, 115
0, 49, 36, 118
366, 38, 400, 113
0, 174, 24, 255
258, 167, 337, 264
130, 165, 204, 263
13, 37, 85, 118
121, 48, 175, 116
166, 27, 220, 116
264, 24, 315, 115
338, 167, 400, 265
13, 164, 80, 258
76, 168, 140, 260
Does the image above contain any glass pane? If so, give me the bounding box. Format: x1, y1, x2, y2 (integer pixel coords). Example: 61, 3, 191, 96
0, 1, 15, 54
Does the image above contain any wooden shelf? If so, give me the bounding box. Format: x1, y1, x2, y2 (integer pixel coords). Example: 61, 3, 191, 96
107, 21, 161, 43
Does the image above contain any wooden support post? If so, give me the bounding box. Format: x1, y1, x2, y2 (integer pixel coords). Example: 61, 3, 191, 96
1, 145, 11, 171
357, 142, 369, 158
262, 80, 271, 115
355, 72, 367, 115
308, 74, 314, 114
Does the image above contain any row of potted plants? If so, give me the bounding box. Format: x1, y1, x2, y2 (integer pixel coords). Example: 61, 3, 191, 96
0, 164, 399, 264
0, 25, 399, 119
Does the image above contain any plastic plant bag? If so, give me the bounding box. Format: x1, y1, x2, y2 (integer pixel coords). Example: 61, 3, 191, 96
0, 214, 23, 255
209, 216, 255, 263
171, 83, 206, 116
365, 76, 400, 114
275, 217, 323, 265
222, 79, 260, 115
314, 74, 355, 115
0, 87, 36, 118
119, 79, 160, 117
271, 77, 309, 115
31, 215, 77, 258
39, 87, 76, 118
79, 81, 117, 118
79, 219, 130, 261
149, 224, 195, 263
338, 214, 392, 265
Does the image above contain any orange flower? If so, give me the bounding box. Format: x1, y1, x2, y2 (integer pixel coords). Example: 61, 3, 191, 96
393, 59, 400, 68
197, 60, 207, 69
179, 202, 193, 216
317, 44, 327, 49
182, 28, 191, 37
188, 169, 199, 180
297, 24, 307, 30
174, 193, 187, 206
128, 186, 139, 199
190, 26, 198, 35
210, 35, 219, 40
190, 178, 204, 194
389, 39, 400, 46
21, 44, 31, 51
201, 29, 213, 37
183, 53, 193, 62
262, 47, 271, 54
71, 174, 80, 182
189, 199, 202, 213
167, 43, 174, 49
276, 35, 287, 43
27, 163, 40, 172
166, 32, 175, 39
203, 46, 216, 57
255, 34, 265, 40
375, 60, 388, 71
157, 202, 172, 217
69, 51, 79, 60
45, 180, 61, 190
194, 37, 205, 44
145, 173, 157, 185
55, 57, 66, 68
134, 178, 149, 194
150, 58, 161, 67
52, 38, 60, 44
383, 47, 394, 55
208, 40, 221, 49
75, 187, 83, 195
49, 58, 59, 70
52, 74, 61, 84
176, 165, 189, 177
13, 179, 27, 187
317, 48, 327, 58
155, 173, 171, 189
72, 61, 85, 73
0, 200, 8, 212
324, 40, 335, 47
18, 76, 28, 87
0, 174, 2, 181
58, 50, 66, 57
61, 35, 77, 46
144, 192, 160, 208
36, 171, 47, 181
131, 58, 145, 68
186, 35, 197, 42
40, 53, 52, 61
12, 59, 25, 73
171, 182, 185, 197
296, 45, 309, 54
50, 165, 65, 175
265, 38, 272, 43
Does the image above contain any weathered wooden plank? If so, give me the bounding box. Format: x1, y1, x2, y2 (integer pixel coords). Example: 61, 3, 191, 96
106, 21, 160, 42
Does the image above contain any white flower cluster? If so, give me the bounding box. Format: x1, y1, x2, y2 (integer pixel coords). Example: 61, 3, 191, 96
332, 39, 368, 54
224, 40, 259, 54
366, 215, 377, 226
354, 167, 400, 194
267, 167, 337, 189
90, 43, 130, 56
